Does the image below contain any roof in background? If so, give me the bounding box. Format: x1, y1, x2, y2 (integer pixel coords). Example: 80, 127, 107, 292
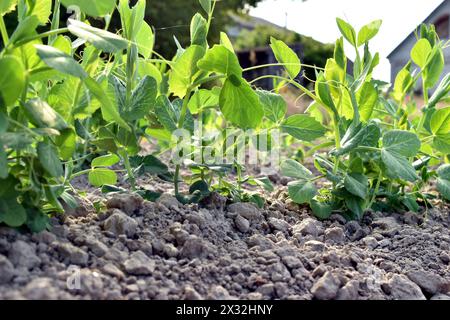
387, 0, 447, 59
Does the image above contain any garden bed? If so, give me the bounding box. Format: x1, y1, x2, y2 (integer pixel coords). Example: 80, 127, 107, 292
0, 174, 449, 300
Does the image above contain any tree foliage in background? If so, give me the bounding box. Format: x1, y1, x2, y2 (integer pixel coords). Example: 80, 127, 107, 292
134, 0, 264, 58
234, 23, 334, 83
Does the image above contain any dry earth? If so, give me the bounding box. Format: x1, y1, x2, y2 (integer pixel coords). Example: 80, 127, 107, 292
0, 174, 449, 300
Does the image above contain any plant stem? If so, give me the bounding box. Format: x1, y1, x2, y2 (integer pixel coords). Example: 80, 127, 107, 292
304, 141, 334, 157
13, 28, 69, 48
243, 63, 324, 73
173, 89, 194, 196
120, 150, 136, 190
368, 172, 382, 209
0, 15, 9, 48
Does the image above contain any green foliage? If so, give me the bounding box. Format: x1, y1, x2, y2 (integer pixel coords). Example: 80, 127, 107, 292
0, 1, 449, 233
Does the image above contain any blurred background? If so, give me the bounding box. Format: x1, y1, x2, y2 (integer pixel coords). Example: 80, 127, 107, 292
4, 0, 449, 111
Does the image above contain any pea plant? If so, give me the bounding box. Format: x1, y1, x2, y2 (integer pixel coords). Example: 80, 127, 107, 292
279, 19, 450, 220
1, 0, 449, 232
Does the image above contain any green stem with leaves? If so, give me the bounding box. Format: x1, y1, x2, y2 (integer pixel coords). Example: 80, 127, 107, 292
0, 15, 9, 48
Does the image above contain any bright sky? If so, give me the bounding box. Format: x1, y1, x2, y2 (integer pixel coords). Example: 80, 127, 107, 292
250, 0, 444, 81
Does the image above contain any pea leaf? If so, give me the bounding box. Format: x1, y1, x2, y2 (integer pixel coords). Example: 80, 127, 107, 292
345, 195, 365, 220
155, 96, 178, 132
35, 45, 88, 79
424, 47, 444, 89
197, 45, 242, 77
88, 168, 118, 187
311, 200, 333, 220
83, 77, 131, 131
0, 198, 27, 227
0, 147, 7, 179
411, 39, 432, 69
199, 0, 211, 14
357, 20, 382, 46
270, 37, 301, 79
257, 90, 287, 123
0, 56, 25, 107
344, 173, 368, 199
220, 32, 234, 53
169, 45, 205, 98
0, 0, 17, 15
281, 114, 326, 142
92, 154, 120, 168
37, 141, 64, 178
381, 149, 418, 182
61, 0, 116, 17
437, 164, 450, 201
136, 21, 154, 59
430, 107, 450, 153
357, 82, 377, 121
288, 180, 316, 204
219, 77, 264, 129
190, 13, 208, 48
55, 128, 76, 160
187, 87, 220, 114
382, 130, 421, 157
23, 98, 68, 131
122, 76, 157, 121
281, 159, 313, 180
68, 19, 128, 53
336, 18, 357, 47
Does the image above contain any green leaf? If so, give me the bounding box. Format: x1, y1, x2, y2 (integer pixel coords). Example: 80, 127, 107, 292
0, 147, 7, 179
270, 37, 301, 79
55, 128, 76, 160
336, 18, 357, 46
310, 200, 333, 220
131, 155, 169, 175
0, 132, 33, 149
424, 47, 444, 89
187, 87, 220, 114
357, 82, 377, 121
411, 39, 432, 69
281, 159, 313, 180
315, 72, 338, 115
431, 106, 450, 136
61, 0, 116, 17
9, 15, 39, 45
122, 76, 157, 121
37, 141, 64, 178
197, 45, 242, 77
23, 98, 68, 130
0, 112, 8, 134
219, 77, 264, 129
428, 74, 450, 108
382, 130, 421, 157
345, 195, 365, 219
357, 20, 382, 46
26, 209, 50, 233
437, 165, 450, 200
83, 77, 131, 131
92, 154, 120, 168
0, 198, 27, 227
169, 45, 205, 97
220, 32, 234, 53
336, 122, 380, 156
257, 90, 287, 123
288, 180, 316, 204
190, 13, 208, 48
344, 173, 368, 199
35, 44, 88, 79
136, 21, 154, 59
381, 149, 418, 182
0, 0, 17, 15
281, 114, 326, 142
199, 0, 211, 14
0, 56, 25, 107
155, 95, 178, 132
68, 19, 128, 53
27, 0, 52, 25
392, 64, 414, 101
88, 168, 118, 187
